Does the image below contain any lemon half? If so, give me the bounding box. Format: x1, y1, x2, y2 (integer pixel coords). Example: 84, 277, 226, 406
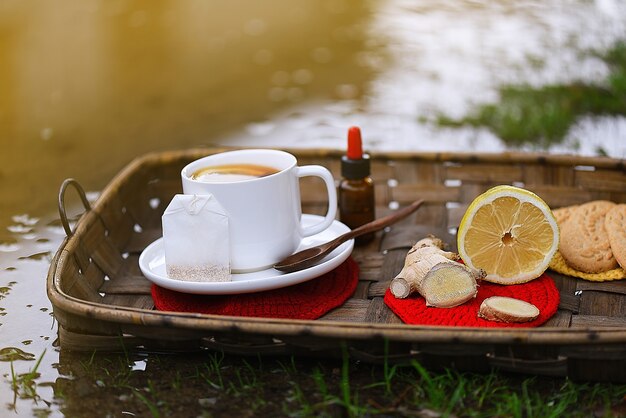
457, 185, 559, 285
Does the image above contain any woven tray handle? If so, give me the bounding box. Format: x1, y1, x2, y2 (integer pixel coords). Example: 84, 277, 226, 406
58, 178, 92, 237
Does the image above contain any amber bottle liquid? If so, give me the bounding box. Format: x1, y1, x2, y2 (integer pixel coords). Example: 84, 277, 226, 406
339, 126, 375, 246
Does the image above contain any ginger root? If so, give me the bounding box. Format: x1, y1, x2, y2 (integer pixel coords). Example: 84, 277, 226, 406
478, 296, 540, 323
389, 235, 485, 307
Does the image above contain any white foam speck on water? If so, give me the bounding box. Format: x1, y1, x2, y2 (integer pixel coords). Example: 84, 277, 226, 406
85, 191, 101, 202
11, 214, 40, 226
7, 225, 34, 234
0, 243, 20, 252
226, 0, 626, 157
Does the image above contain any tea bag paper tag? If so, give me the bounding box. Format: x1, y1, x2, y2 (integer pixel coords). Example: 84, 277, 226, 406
162, 194, 231, 282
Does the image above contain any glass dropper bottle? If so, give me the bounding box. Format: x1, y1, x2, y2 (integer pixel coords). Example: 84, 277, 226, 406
338, 126, 376, 246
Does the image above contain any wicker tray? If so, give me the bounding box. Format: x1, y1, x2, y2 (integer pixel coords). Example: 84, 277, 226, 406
47, 148, 626, 382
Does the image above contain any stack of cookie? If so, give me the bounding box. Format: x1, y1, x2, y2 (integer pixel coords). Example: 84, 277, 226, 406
553, 201, 625, 274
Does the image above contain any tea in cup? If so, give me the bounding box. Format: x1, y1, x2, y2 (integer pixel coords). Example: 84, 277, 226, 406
189, 163, 280, 183
181, 149, 337, 272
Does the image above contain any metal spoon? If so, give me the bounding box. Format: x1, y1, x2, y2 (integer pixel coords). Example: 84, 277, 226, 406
273, 198, 424, 273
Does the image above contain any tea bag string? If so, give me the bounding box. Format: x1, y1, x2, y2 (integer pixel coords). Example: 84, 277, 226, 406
189, 195, 203, 215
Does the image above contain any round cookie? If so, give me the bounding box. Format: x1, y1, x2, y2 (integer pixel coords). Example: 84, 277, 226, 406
605, 204, 626, 270
559, 200, 617, 273
553, 205, 577, 226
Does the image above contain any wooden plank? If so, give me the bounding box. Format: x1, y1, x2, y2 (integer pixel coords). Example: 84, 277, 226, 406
63, 269, 103, 303
526, 185, 593, 208
445, 163, 523, 183
125, 227, 161, 253
576, 280, 626, 295
102, 294, 154, 309
120, 254, 143, 276
522, 163, 552, 187
542, 311, 572, 328
364, 297, 402, 324
368, 280, 390, 298
391, 160, 441, 186
90, 238, 126, 279
351, 251, 384, 282
370, 159, 394, 181
320, 299, 370, 322
447, 204, 466, 230
379, 249, 406, 283
72, 238, 93, 274
145, 178, 181, 203
381, 225, 454, 252
82, 261, 106, 292
576, 169, 626, 192
79, 218, 125, 278
550, 273, 580, 313
352, 281, 371, 300
578, 291, 626, 317
98, 193, 135, 249
570, 315, 626, 328
391, 184, 460, 204
459, 183, 488, 205
553, 165, 576, 188
608, 190, 626, 204
412, 203, 448, 229
557, 293, 580, 313
100, 276, 152, 294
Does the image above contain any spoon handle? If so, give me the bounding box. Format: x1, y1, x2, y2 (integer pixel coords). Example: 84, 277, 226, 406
274, 198, 425, 272
330, 198, 425, 248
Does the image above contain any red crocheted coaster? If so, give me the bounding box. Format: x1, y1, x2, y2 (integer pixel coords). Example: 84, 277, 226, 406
384, 272, 559, 328
152, 257, 359, 319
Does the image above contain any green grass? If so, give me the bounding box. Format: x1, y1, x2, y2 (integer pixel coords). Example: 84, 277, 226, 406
198, 351, 227, 390
48, 350, 626, 417
7, 349, 46, 413
133, 381, 163, 418
437, 41, 626, 151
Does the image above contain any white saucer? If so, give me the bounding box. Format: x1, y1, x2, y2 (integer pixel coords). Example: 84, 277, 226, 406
139, 214, 354, 295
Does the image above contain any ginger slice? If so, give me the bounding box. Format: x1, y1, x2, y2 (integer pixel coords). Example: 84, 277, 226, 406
418, 262, 481, 308
389, 235, 484, 307
478, 296, 540, 323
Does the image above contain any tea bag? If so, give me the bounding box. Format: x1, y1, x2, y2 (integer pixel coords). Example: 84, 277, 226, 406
162, 194, 231, 282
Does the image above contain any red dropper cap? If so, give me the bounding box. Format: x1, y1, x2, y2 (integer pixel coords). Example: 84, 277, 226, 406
346, 126, 363, 159
341, 126, 370, 179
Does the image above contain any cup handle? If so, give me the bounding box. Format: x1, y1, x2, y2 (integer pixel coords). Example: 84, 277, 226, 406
296, 165, 337, 237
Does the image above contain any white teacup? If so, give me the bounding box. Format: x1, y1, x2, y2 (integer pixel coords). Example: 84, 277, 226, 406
181, 149, 337, 272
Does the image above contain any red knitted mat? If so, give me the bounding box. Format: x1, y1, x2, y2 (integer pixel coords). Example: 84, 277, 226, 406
152, 257, 359, 319
384, 272, 559, 328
